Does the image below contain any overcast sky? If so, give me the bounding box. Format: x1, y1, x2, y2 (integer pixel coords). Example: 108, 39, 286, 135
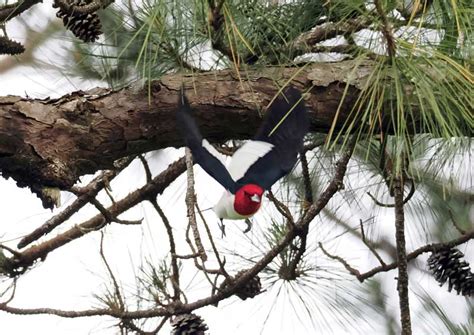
1, 2, 472, 334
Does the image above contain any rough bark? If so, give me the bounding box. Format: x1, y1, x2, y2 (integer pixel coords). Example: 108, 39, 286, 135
0, 60, 413, 207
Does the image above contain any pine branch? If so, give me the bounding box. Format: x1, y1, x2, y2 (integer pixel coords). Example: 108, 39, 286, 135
320, 229, 474, 283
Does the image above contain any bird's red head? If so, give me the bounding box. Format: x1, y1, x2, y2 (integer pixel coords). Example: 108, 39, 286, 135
234, 184, 264, 216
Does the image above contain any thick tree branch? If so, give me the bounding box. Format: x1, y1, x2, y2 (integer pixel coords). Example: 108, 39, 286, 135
0, 60, 462, 208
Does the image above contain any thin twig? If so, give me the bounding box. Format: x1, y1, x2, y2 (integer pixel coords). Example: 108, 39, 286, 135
280, 151, 313, 279
175, 253, 200, 259
266, 191, 294, 225
17, 157, 134, 249
139, 155, 153, 182
185, 148, 207, 262
6, 157, 186, 273
88, 198, 142, 225
366, 179, 415, 207
152, 316, 169, 334
183, 215, 220, 276
196, 203, 230, 279
360, 219, 386, 266
99, 232, 125, 311
321, 228, 474, 283
0, 244, 22, 258
149, 198, 181, 301
319, 242, 361, 277
0, 279, 17, 305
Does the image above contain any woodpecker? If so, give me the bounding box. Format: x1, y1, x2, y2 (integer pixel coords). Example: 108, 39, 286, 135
176, 86, 309, 224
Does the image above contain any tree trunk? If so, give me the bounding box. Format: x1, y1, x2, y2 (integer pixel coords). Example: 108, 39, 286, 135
0, 60, 417, 207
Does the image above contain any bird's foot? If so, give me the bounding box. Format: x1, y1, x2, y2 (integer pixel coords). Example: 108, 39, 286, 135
243, 218, 253, 233
218, 219, 226, 237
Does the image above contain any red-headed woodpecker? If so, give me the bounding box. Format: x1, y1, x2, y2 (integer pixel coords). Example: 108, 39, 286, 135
176, 86, 309, 222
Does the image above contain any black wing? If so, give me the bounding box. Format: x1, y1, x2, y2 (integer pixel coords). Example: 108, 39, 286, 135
237, 86, 309, 190
176, 89, 237, 193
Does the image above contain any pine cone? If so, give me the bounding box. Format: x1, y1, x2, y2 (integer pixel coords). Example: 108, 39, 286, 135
54, 0, 102, 42
171, 313, 208, 335
427, 248, 474, 297
221, 270, 262, 300
0, 36, 25, 55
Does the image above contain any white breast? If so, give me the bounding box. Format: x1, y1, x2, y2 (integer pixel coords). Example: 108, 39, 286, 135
212, 140, 272, 220
213, 191, 249, 220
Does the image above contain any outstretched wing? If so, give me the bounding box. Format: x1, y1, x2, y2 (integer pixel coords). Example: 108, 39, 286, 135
236, 86, 309, 190
176, 89, 237, 194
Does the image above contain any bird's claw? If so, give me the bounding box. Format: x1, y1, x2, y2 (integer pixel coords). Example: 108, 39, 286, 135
243, 218, 253, 233
218, 219, 226, 237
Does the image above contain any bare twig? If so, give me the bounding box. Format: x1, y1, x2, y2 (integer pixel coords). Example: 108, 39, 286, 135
320, 228, 474, 283
139, 155, 153, 182
196, 203, 230, 279
175, 253, 201, 259
0, 279, 17, 305
149, 198, 181, 301
183, 223, 221, 276
266, 191, 294, 225
17, 157, 134, 249
0, 244, 22, 258
152, 316, 169, 334
319, 242, 361, 277
185, 148, 207, 262
88, 198, 142, 225
99, 232, 125, 311
366, 179, 415, 207
6, 157, 186, 272
323, 209, 397, 260
360, 219, 386, 266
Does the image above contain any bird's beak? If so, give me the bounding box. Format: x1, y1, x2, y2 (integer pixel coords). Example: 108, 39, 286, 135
250, 194, 261, 203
